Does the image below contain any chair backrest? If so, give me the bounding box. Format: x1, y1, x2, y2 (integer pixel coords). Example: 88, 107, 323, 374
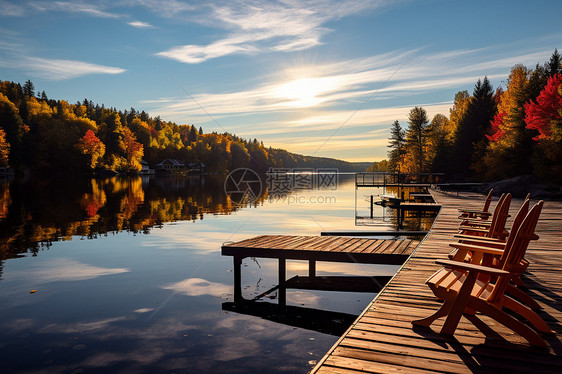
482, 189, 494, 213
496, 196, 531, 267
486, 193, 511, 238
488, 201, 543, 303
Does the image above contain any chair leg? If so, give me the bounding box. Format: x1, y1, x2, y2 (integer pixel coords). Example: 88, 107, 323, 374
412, 298, 455, 327
502, 296, 552, 334
441, 271, 478, 335
474, 299, 548, 347
507, 284, 542, 310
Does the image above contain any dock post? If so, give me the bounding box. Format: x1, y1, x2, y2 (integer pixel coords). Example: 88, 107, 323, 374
279, 258, 286, 306
233, 256, 243, 302
370, 195, 374, 218
309, 259, 316, 277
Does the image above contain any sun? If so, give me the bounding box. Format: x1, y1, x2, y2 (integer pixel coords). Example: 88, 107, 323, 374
273, 76, 335, 108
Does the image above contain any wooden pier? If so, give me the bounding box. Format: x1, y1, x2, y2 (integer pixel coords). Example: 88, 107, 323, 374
312, 190, 562, 373
222, 235, 420, 306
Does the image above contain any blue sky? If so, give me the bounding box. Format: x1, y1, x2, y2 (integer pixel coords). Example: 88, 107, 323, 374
0, 0, 560, 162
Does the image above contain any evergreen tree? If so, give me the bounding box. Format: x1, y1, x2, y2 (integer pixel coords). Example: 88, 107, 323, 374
387, 120, 405, 172
23, 80, 35, 97
405, 107, 429, 173
546, 48, 561, 77
452, 77, 496, 178
188, 125, 198, 143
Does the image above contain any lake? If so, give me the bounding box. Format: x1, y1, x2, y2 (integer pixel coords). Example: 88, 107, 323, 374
0, 173, 436, 373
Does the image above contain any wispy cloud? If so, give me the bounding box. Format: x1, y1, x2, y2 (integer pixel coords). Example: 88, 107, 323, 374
29, 1, 123, 19
0, 0, 26, 16
156, 0, 392, 63
8, 1, 154, 29
18, 56, 126, 80
162, 278, 231, 298
7, 258, 130, 283
147, 47, 552, 123
128, 20, 155, 28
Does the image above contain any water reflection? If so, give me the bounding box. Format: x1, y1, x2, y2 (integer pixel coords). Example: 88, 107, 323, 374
0, 174, 438, 373
0, 176, 245, 262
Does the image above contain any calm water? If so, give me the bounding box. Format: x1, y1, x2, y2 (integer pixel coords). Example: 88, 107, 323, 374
0, 174, 435, 373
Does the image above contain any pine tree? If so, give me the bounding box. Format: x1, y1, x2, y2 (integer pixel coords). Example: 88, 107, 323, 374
405, 107, 429, 173
546, 48, 561, 77
452, 77, 496, 177
23, 80, 35, 97
387, 120, 405, 172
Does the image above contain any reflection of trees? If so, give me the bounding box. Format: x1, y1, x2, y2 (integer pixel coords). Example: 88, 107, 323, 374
0, 183, 10, 220
0, 175, 257, 266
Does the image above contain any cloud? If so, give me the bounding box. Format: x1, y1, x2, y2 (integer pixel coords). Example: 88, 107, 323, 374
162, 277, 231, 298
19, 56, 126, 79
29, 1, 122, 19
156, 0, 390, 63
0, 0, 26, 16
7, 258, 130, 283
128, 20, 155, 29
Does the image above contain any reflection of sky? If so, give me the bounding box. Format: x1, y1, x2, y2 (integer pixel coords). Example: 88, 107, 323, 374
162, 278, 231, 298
5, 258, 129, 283
0, 176, 423, 373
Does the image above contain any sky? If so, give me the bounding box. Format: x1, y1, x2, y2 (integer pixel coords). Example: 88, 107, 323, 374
0, 0, 560, 162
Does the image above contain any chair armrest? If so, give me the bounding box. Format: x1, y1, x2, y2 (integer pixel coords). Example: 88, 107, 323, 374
458, 227, 489, 234
452, 236, 505, 249
453, 234, 505, 243
448, 242, 505, 255
436, 259, 509, 276
460, 220, 492, 227
458, 209, 491, 216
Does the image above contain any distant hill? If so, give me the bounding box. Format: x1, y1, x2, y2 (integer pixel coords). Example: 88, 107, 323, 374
0, 79, 374, 174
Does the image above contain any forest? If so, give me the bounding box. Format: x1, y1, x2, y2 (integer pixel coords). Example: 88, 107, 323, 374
382, 49, 561, 184
0, 81, 365, 175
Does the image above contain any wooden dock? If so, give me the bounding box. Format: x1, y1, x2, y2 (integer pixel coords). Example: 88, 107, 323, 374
222, 235, 420, 265
312, 190, 562, 373
222, 235, 420, 306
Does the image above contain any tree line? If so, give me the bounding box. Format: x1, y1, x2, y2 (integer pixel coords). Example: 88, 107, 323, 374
383, 49, 561, 183
0, 80, 364, 175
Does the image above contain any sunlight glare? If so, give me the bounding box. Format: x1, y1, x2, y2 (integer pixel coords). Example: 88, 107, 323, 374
273, 77, 337, 108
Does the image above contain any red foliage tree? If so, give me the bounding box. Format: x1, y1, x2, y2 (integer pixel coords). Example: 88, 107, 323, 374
524, 73, 562, 140
76, 129, 105, 169
487, 111, 507, 141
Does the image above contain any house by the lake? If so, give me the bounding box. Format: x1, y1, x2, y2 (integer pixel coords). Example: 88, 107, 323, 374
139, 159, 155, 175
155, 159, 186, 173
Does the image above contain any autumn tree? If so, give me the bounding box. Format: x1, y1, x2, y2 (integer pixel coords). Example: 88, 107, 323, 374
426, 114, 450, 172
0, 127, 10, 167
0, 93, 25, 168
76, 129, 105, 170
524, 73, 562, 181
447, 90, 470, 143
484, 65, 546, 178
121, 127, 143, 172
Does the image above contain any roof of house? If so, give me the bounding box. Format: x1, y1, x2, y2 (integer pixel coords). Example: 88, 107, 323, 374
156, 159, 185, 167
